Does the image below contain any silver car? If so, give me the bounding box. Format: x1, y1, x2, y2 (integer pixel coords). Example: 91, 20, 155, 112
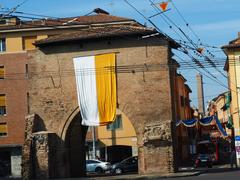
86, 159, 111, 173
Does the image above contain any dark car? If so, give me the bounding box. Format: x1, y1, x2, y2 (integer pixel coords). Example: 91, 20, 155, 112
194, 153, 213, 168
111, 156, 138, 174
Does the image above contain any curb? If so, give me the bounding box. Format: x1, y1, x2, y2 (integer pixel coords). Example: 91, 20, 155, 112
94, 171, 204, 180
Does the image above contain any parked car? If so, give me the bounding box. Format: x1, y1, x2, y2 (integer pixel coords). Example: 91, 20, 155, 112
86, 159, 111, 173
111, 156, 138, 174
194, 153, 213, 168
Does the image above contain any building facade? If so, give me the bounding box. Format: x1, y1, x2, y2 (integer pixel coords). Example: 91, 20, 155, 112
0, 52, 28, 177
222, 35, 240, 165
23, 23, 180, 178
0, 10, 141, 177
173, 72, 193, 163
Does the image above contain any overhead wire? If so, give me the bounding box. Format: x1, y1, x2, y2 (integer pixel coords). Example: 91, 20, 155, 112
146, 0, 220, 81
0, 0, 229, 87
167, 0, 227, 78
3, 57, 240, 81
147, 0, 229, 82
0, 0, 30, 18
0, 0, 228, 88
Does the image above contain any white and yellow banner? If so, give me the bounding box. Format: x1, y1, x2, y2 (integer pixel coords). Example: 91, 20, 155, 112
73, 53, 116, 126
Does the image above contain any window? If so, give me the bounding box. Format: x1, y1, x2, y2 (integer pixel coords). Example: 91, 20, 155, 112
107, 115, 122, 130
180, 96, 184, 107
0, 66, 4, 79
0, 19, 7, 25
185, 97, 190, 106
22, 36, 37, 50
25, 64, 29, 79
0, 38, 6, 52
0, 123, 7, 137
0, 94, 6, 115
27, 92, 30, 114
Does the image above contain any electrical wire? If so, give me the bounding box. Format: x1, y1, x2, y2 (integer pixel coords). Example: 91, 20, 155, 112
0, 0, 30, 18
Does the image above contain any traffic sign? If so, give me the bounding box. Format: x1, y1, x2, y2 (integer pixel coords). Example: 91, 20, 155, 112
235, 136, 240, 158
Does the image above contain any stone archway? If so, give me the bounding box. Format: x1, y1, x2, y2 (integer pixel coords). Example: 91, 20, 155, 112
64, 112, 88, 177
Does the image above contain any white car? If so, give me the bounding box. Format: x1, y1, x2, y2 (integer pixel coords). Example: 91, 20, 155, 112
86, 159, 111, 173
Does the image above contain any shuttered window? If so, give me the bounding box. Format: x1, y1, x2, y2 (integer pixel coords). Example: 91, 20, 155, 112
0, 123, 7, 137
22, 36, 37, 50
106, 115, 122, 130
0, 66, 4, 79
0, 94, 6, 115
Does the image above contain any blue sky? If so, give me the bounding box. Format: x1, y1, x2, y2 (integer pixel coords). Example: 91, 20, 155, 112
1, 0, 239, 109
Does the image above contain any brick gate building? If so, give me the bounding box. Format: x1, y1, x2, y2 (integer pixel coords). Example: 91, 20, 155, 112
22, 24, 181, 178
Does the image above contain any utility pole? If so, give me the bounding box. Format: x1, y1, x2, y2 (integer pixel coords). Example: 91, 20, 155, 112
196, 73, 205, 117
91, 126, 96, 159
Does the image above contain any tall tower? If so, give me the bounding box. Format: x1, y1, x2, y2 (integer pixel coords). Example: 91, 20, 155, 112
196, 73, 205, 117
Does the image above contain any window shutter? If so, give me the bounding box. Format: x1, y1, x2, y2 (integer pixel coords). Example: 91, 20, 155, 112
0, 123, 7, 133
23, 36, 37, 50
0, 66, 4, 79
0, 95, 6, 106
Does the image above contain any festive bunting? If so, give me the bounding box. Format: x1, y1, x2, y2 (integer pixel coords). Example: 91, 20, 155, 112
176, 115, 228, 137
159, 2, 168, 11
182, 119, 197, 127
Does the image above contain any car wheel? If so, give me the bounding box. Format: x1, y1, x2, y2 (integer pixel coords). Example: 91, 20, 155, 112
95, 167, 103, 173
115, 168, 122, 174
207, 164, 212, 168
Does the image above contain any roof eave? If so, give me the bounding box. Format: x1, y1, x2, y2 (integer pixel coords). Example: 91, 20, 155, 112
0, 20, 136, 33
35, 31, 157, 47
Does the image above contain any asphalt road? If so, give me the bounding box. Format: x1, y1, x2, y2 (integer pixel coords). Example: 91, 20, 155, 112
163, 170, 240, 180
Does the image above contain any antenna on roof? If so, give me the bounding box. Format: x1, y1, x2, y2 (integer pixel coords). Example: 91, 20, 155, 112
93, 8, 110, 15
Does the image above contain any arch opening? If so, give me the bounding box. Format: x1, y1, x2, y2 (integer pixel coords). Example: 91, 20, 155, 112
64, 112, 88, 177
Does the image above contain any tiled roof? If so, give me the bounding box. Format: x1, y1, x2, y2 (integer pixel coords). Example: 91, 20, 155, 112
184, 84, 192, 93
222, 37, 240, 49
0, 14, 135, 31
35, 25, 175, 46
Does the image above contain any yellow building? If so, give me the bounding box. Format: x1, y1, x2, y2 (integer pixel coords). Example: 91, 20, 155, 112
94, 109, 137, 163
0, 12, 136, 52
208, 92, 232, 136
222, 34, 240, 165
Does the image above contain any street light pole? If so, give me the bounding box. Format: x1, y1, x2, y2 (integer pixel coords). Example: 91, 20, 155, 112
92, 126, 96, 159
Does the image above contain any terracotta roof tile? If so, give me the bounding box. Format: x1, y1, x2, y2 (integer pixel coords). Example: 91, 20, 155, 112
35, 25, 159, 45
222, 43, 240, 49
0, 14, 135, 31
222, 37, 240, 49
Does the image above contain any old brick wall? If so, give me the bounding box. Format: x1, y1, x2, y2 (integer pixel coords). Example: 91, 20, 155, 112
27, 36, 177, 176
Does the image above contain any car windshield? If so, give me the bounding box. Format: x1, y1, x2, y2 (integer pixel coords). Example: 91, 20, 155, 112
86, 160, 100, 164
122, 157, 137, 164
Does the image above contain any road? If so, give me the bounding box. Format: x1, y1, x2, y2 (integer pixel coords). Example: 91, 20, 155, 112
162, 170, 240, 180
2, 169, 239, 180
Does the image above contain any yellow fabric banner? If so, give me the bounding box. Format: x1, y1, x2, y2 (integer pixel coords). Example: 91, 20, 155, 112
95, 53, 116, 125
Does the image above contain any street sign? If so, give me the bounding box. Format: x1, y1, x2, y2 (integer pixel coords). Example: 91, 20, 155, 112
235, 136, 240, 158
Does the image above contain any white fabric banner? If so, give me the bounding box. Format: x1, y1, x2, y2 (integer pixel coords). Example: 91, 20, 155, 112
73, 56, 100, 126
